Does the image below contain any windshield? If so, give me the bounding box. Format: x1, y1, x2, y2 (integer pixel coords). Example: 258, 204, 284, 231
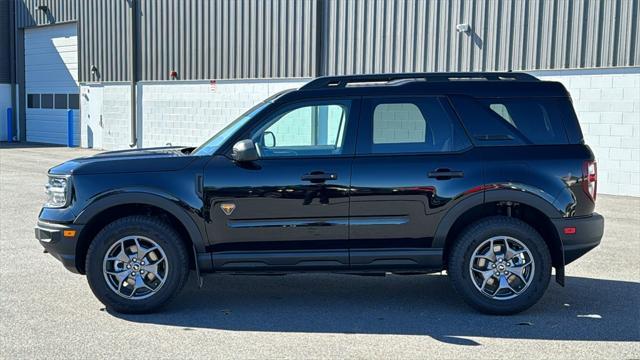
192, 101, 271, 156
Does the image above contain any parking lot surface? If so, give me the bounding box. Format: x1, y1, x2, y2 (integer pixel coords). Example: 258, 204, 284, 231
1, 144, 639, 359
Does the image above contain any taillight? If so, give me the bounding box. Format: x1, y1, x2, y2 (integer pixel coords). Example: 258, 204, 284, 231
583, 160, 597, 201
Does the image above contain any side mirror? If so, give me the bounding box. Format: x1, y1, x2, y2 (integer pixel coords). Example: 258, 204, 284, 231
263, 131, 276, 148
232, 139, 259, 162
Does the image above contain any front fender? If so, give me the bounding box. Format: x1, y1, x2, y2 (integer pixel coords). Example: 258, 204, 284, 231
74, 189, 207, 252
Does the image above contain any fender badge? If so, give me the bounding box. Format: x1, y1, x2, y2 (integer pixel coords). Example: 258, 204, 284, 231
220, 203, 236, 216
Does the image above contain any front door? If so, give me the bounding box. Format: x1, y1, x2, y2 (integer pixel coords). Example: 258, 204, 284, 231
203, 99, 360, 271
349, 96, 481, 270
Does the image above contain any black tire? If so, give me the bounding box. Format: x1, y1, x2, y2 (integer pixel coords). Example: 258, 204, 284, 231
86, 216, 190, 314
448, 216, 551, 315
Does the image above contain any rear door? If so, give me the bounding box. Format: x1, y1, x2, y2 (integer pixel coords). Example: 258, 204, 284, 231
349, 96, 482, 270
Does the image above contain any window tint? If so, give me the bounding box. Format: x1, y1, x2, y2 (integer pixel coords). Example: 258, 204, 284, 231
368, 98, 470, 154
41, 94, 53, 109
27, 94, 40, 108
482, 99, 568, 144
373, 103, 426, 144
254, 103, 349, 158
68, 94, 80, 109
54, 94, 68, 109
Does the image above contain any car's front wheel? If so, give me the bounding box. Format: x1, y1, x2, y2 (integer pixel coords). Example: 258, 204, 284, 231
448, 216, 551, 315
86, 216, 189, 313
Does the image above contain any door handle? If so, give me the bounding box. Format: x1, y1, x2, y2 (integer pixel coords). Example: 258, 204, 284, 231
428, 169, 464, 180
301, 172, 338, 182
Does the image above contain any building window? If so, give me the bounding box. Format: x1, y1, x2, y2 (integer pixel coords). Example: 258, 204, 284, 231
54, 94, 68, 109
27, 94, 40, 108
68, 94, 80, 109
40, 94, 53, 109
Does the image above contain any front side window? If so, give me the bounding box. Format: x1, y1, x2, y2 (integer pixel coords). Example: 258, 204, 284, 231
254, 103, 349, 158
366, 97, 470, 154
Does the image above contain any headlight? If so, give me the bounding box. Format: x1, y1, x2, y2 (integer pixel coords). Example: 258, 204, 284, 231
44, 175, 71, 208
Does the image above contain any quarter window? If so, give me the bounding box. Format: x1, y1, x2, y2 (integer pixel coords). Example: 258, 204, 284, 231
482, 99, 568, 144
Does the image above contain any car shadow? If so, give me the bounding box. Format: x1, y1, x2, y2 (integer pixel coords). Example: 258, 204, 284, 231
110, 274, 639, 345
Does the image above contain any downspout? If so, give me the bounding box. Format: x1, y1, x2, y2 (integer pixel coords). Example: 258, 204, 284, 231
129, 0, 137, 147
9, 0, 16, 142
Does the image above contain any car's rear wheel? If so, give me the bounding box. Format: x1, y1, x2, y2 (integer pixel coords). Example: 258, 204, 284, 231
86, 216, 189, 313
448, 216, 551, 315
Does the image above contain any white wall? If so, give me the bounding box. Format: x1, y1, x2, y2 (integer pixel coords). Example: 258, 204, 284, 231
80, 79, 308, 150
0, 84, 11, 141
139, 79, 309, 148
530, 68, 640, 197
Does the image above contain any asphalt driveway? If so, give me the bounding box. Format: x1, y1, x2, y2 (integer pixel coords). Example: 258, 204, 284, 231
1, 143, 639, 359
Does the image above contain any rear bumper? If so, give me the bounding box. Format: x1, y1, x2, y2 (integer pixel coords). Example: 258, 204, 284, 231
552, 212, 604, 265
35, 221, 84, 273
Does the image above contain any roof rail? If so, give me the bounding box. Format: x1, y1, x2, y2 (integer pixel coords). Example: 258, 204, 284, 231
300, 72, 539, 90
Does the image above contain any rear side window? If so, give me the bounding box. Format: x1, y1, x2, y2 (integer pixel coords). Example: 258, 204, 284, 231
481, 99, 568, 144
361, 97, 471, 154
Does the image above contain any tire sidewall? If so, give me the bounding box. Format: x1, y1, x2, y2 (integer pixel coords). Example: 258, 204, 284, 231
449, 217, 552, 314
86, 217, 188, 313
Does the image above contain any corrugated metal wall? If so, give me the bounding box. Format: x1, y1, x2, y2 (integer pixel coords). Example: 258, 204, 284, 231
0, 0, 11, 83
78, 0, 131, 82
13, 0, 640, 82
138, 0, 318, 80
323, 0, 640, 75
15, 0, 78, 28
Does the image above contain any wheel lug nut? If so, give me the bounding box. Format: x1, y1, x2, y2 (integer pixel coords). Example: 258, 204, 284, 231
131, 272, 136, 276
141, 262, 145, 266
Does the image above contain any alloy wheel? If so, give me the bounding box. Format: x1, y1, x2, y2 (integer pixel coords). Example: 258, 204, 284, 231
102, 236, 169, 300
468, 236, 535, 300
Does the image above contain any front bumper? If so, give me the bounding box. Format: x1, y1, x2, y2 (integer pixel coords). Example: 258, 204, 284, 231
35, 221, 84, 273
552, 212, 604, 265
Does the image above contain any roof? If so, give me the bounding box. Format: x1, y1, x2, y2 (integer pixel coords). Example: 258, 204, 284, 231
283, 72, 570, 100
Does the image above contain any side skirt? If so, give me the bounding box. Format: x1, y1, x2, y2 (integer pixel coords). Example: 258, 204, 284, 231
196, 248, 444, 274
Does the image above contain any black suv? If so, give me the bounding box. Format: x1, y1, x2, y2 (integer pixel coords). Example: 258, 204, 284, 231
35, 72, 604, 314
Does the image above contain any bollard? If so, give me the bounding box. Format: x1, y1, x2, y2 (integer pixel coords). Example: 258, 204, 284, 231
6, 108, 12, 143
67, 109, 73, 147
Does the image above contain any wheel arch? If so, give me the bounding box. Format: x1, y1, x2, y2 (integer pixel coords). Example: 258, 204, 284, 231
73, 191, 207, 274
435, 190, 565, 285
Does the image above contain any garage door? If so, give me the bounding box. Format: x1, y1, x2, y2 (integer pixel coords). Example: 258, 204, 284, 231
25, 23, 79, 145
